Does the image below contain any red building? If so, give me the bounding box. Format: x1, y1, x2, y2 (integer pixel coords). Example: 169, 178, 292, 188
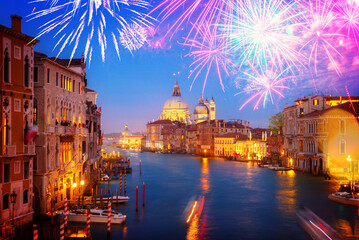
0, 15, 39, 228
267, 134, 284, 165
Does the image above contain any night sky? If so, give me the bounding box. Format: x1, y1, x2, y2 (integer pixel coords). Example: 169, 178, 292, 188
2, 0, 359, 133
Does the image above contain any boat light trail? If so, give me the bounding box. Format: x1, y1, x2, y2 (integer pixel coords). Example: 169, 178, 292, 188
186, 201, 198, 223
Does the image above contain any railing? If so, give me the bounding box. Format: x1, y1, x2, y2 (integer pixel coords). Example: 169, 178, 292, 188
3, 145, 16, 157
47, 125, 55, 133
24, 144, 35, 155
55, 126, 64, 134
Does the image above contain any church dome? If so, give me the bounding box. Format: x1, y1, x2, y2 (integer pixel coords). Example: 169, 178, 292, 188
193, 104, 209, 115
163, 96, 189, 111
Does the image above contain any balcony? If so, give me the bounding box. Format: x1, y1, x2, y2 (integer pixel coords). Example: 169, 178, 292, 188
3, 145, 16, 157
55, 126, 64, 134
24, 144, 35, 155
47, 125, 55, 133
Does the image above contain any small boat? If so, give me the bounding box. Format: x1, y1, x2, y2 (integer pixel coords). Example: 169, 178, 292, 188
95, 195, 130, 203
328, 192, 359, 206
99, 174, 109, 181
112, 166, 132, 173
58, 209, 126, 224
274, 166, 293, 171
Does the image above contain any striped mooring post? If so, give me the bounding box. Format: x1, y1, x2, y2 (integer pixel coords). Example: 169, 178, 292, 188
120, 171, 122, 196
86, 208, 91, 237
60, 221, 65, 240
33, 224, 38, 240
124, 171, 127, 194
107, 202, 112, 235
64, 198, 68, 227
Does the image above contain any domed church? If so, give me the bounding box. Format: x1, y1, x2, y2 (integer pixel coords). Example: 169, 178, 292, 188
159, 82, 216, 124
193, 96, 216, 123
159, 81, 192, 124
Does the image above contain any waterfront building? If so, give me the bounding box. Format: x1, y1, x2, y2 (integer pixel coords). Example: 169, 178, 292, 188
118, 125, 144, 150
185, 124, 198, 154
145, 119, 173, 151
267, 134, 284, 165
33, 52, 87, 215
84, 88, 102, 189
196, 120, 226, 155
0, 15, 39, 226
283, 95, 359, 174
214, 133, 243, 157
234, 129, 268, 161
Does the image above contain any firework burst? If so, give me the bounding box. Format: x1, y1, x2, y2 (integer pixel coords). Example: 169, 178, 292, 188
183, 23, 235, 94
223, 0, 304, 70
119, 24, 148, 53
300, 0, 343, 74
334, 0, 359, 48
28, 0, 153, 62
150, 0, 234, 41
235, 61, 293, 110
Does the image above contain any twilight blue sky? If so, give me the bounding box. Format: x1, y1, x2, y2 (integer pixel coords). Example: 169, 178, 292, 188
2, 0, 359, 133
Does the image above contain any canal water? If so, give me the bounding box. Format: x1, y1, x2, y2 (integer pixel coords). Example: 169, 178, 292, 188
88, 152, 358, 240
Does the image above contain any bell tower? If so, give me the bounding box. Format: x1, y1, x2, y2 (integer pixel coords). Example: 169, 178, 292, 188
209, 97, 216, 120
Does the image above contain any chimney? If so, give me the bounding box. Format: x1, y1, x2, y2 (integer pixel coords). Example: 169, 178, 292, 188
244, 121, 247, 128
11, 15, 22, 32
248, 122, 250, 127
286, 103, 288, 108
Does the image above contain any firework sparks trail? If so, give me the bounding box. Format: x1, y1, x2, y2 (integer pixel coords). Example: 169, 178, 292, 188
27, 0, 153, 63
334, 0, 359, 48
119, 24, 148, 53
182, 22, 236, 94
300, 0, 343, 75
235, 61, 293, 110
222, 0, 304, 70
150, 0, 234, 41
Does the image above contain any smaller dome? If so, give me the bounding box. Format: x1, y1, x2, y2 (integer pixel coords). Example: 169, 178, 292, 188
193, 104, 209, 115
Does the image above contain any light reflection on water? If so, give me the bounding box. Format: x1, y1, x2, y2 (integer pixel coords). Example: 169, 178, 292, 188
91, 151, 359, 240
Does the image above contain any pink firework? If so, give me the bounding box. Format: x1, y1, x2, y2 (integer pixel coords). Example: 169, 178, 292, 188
334, 0, 359, 48
235, 61, 293, 110
183, 22, 235, 94
150, 0, 234, 40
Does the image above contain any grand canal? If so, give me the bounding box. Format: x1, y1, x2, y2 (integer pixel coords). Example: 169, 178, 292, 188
77, 151, 359, 240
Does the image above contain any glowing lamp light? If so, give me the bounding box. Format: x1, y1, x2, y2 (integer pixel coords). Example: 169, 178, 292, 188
80, 180, 85, 186
73, 182, 77, 188
204, 149, 207, 153
347, 155, 352, 162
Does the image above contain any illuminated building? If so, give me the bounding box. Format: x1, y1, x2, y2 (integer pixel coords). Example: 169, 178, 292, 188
193, 97, 216, 123
267, 134, 284, 164
33, 51, 87, 215
119, 125, 144, 150
0, 15, 39, 226
283, 95, 359, 174
159, 81, 191, 124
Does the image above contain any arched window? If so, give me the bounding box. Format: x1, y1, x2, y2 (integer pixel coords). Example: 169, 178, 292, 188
24, 56, 29, 87
4, 50, 10, 83
3, 194, 9, 209
23, 190, 29, 204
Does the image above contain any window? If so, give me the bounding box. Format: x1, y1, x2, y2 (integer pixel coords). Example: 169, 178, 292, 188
4, 163, 10, 183
56, 72, 59, 86
340, 120, 345, 134
3, 194, 9, 209
61, 75, 63, 88
79, 82, 81, 94
341, 140, 346, 154
4, 50, 10, 83
47, 68, 50, 83
34, 67, 38, 82
24, 56, 29, 87
3, 113, 10, 146
33, 98, 37, 124
33, 153, 37, 171
73, 80, 75, 92
23, 190, 29, 204
300, 108, 304, 115
24, 162, 29, 179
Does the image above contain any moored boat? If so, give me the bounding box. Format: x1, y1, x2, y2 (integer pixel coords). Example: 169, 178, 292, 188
95, 195, 130, 203
328, 192, 359, 206
58, 209, 126, 224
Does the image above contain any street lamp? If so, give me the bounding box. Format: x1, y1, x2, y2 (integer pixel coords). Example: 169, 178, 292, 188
10, 190, 17, 227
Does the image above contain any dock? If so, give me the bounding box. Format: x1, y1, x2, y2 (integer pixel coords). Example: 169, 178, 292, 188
296, 207, 343, 240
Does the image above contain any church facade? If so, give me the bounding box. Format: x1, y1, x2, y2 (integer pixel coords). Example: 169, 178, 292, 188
158, 82, 216, 124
